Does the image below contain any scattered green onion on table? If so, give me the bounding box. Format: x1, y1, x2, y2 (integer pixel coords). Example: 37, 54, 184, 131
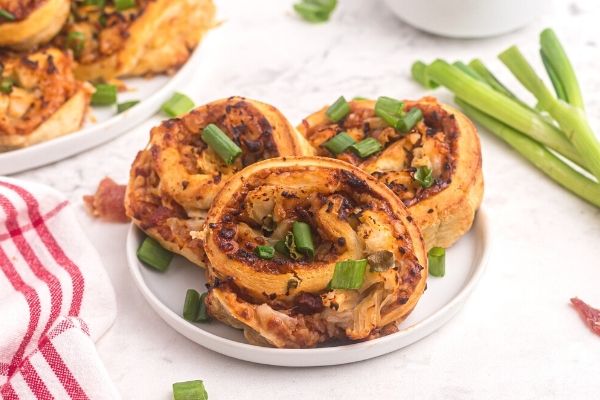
412, 28, 600, 208
162, 92, 195, 117
293, 0, 337, 23
173, 380, 208, 400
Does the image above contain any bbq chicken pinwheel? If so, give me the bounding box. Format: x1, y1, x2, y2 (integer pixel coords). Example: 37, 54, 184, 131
53, 0, 215, 81
0, 47, 92, 151
298, 96, 483, 250
125, 97, 313, 267
202, 156, 428, 348
0, 0, 70, 49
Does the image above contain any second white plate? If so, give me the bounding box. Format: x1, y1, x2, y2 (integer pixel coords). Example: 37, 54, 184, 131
127, 209, 491, 367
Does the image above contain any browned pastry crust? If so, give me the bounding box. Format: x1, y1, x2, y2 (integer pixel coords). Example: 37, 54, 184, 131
125, 97, 314, 267
53, 0, 216, 80
0, 0, 70, 50
0, 47, 92, 151
298, 97, 483, 249
203, 156, 428, 348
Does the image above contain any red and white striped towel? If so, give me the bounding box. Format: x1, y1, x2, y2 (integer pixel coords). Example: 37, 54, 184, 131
0, 178, 117, 399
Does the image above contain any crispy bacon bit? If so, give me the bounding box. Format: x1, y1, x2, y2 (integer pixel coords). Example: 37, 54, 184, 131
570, 297, 600, 336
83, 177, 129, 223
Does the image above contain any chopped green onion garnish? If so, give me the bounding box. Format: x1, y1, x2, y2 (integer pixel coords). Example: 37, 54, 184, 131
0, 78, 14, 94
375, 96, 404, 118
330, 259, 367, 289
274, 239, 289, 256
350, 137, 382, 158
292, 221, 314, 258
173, 380, 208, 400
293, 0, 337, 23
255, 245, 275, 259
377, 109, 400, 128
117, 100, 139, 114
326, 96, 350, 122
91, 83, 117, 106
183, 289, 200, 321
323, 132, 355, 155
414, 166, 433, 188
161, 92, 194, 117
352, 96, 368, 101
0, 9, 15, 21
396, 108, 423, 132
201, 123, 242, 165
287, 279, 299, 291
82, 0, 105, 7
367, 250, 394, 272
285, 231, 303, 260
411, 60, 439, 89
197, 292, 209, 322
428, 247, 445, 277
137, 236, 173, 272
67, 31, 85, 58
114, 0, 136, 11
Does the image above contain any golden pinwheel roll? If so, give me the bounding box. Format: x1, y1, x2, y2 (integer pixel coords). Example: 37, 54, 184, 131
298, 97, 483, 250
203, 156, 428, 348
0, 47, 92, 151
125, 97, 313, 267
0, 0, 69, 49
53, 0, 215, 81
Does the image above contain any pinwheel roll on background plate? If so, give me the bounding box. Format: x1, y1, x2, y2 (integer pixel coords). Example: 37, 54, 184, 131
54, 0, 216, 81
0, 0, 69, 49
125, 97, 313, 267
202, 156, 428, 348
0, 47, 93, 151
298, 97, 483, 250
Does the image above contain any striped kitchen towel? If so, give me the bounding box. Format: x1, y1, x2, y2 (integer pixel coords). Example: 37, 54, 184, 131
0, 178, 118, 399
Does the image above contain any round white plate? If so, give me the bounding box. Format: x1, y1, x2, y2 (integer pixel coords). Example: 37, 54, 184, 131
0, 41, 207, 175
127, 209, 490, 367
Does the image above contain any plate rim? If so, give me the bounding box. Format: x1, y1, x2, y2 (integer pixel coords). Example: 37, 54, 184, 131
126, 208, 491, 366
0, 35, 209, 175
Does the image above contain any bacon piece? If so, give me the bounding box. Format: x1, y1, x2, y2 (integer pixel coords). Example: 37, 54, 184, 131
83, 177, 129, 223
570, 297, 600, 337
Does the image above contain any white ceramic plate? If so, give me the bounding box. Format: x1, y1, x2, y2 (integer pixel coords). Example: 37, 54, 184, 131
0, 43, 206, 175
127, 209, 490, 367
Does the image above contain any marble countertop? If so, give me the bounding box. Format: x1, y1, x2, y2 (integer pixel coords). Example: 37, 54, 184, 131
15, 0, 600, 398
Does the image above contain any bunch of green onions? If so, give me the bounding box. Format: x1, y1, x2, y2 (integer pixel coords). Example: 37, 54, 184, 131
412, 28, 600, 208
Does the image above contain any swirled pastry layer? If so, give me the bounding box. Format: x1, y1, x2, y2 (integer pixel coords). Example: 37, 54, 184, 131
203, 156, 427, 348
0, 0, 69, 49
298, 97, 483, 249
0, 47, 92, 151
125, 97, 313, 267
53, 0, 215, 80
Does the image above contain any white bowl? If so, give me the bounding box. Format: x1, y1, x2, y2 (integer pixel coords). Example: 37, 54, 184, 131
127, 209, 491, 367
383, 0, 545, 38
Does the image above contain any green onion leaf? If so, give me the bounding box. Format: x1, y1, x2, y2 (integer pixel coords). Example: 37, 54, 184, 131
285, 231, 303, 260
0, 9, 15, 21
201, 124, 242, 165
183, 289, 200, 321
540, 49, 568, 103
411, 61, 439, 89
367, 250, 395, 272
428, 247, 445, 277
326, 96, 350, 122
350, 137, 382, 158
66, 31, 86, 58
255, 245, 275, 260
0, 77, 14, 94
91, 83, 117, 106
161, 92, 194, 117
323, 132, 355, 155
274, 239, 289, 256
396, 108, 423, 132
114, 0, 136, 11
292, 221, 314, 258
414, 166, 433, 188
330, 259, 367, 289
196, 292, 209, 322
137, 236, 173, 272
117, 100, 139, 114
293, 0, 337, 23
452, 61, 483, 81
173, 380, 208, 400
375, 96, 404, 117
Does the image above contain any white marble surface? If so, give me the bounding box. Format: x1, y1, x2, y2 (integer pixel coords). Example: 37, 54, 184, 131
14, 0, 600, 398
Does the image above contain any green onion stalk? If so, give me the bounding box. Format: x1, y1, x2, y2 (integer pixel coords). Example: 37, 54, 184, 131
455, 99, 600, 208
